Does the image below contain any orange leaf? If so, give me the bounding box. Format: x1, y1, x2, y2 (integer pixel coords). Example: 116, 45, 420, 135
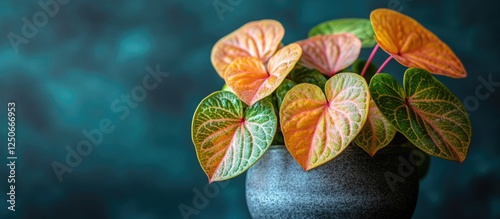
370, 9, 466, 78
280, 73, 370, 170
225, 43, 302, 106
296, 33, 362, 76
211, 20, 284, 78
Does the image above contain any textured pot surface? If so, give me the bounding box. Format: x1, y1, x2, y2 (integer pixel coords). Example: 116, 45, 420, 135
246, 144, 419, 219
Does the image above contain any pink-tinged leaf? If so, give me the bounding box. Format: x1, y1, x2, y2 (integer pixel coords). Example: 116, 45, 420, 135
370, 9, 467, 78
192, 91, 277, 182
225, 43, 302, 106
280, 73, 370, 170
296, 33, 362, 76
211, 20, 284, 78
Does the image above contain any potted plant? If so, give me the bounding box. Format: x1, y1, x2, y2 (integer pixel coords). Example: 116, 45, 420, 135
191, 8, 471, 219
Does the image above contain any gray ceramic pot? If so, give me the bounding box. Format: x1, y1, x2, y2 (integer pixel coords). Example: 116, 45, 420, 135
246, 144, 419, 219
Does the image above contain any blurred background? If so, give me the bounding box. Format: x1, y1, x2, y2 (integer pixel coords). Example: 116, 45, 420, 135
0, 0, 498, 218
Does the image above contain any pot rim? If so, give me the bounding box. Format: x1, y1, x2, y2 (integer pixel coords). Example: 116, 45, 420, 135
267, 143, 416, 155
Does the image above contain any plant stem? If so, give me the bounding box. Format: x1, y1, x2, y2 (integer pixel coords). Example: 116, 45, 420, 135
376, 56, 393, 73
360, 44, 379, 77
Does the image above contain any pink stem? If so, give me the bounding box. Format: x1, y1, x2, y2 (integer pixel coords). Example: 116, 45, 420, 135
376, 56, 394, 73
360, 44, 379, 77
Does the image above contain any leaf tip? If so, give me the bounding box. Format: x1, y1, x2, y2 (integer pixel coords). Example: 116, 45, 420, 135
298, 160, 312, 172
207, 174, 215, 184
458, 155, 466, 163
302, 165, 311, 172
361, 147, 377, 157
457, 70, 467, 79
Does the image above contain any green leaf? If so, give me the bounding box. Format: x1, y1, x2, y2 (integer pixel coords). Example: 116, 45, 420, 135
352, 59, 378, 83
263, 94, 283, 145
370, 68, 472, 162
354, 98, 397, 156
275, 79, 297, 109
289, 66, 327, 89
308, 18, 376, 48
192, 91, 277, 182
280, 73, 370, 170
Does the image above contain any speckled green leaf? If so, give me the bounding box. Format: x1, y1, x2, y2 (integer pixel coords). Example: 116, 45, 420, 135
309, 18, 376, 48
289, 66, 327, 89
354, 98, 397, 156
275, 79, 297, 109
370, 68, 472, 162
262, 95, 284, 145
192, 91, 277, 182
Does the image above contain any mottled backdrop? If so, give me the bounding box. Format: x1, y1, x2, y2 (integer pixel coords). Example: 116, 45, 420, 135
0, 0, 499, 218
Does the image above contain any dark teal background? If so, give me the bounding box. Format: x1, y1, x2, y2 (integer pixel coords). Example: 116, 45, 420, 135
0, 0, 499, 218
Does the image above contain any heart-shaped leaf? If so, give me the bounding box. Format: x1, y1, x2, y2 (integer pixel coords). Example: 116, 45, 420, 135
370, 9, 467, 78
354, 98, 397, 156
296, 33, 362, 77
211, 19, 285, 78
370, 68, 472, 162
309, 18, 376, 48
225, 43, 302, 106
192, 91, 277, 182
280, 73, 370, 170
